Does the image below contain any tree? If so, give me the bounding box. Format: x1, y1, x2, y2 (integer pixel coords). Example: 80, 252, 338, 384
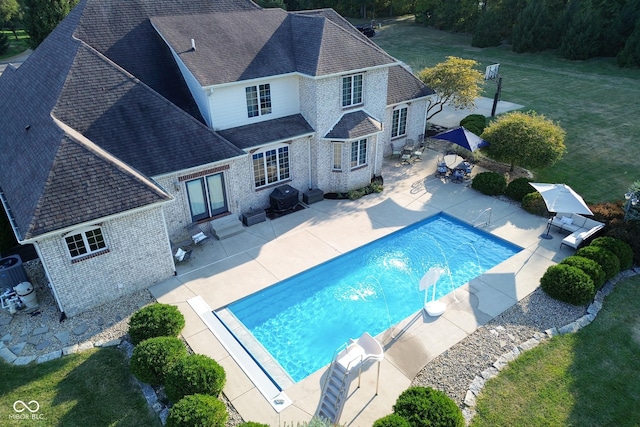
417, 56, 484, 122
481, 111, 566, 172
0, 0, 19, 24
22, 0, 78, 48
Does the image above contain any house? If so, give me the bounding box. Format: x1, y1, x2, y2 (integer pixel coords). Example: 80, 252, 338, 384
0, 0, 434, 317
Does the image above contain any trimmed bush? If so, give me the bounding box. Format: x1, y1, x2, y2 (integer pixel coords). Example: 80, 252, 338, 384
560, 256, 606, 290
460, 114, 486, 135
605, 219, 640, 266
521, 192, 549, 217
166, 394, 227, 427
540, 264, 595, 306
129, 336, 187, 385
128, 303, 186, 345
471, 172, 506, 196
393, 386, 464, 427
589, 236, 634, 271
576, 245, 621, 281
165, 354, 226, 403
505, 177, 534, 202
373, 413, 411, 427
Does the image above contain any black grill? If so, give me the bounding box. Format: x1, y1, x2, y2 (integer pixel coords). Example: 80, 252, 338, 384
269, 185, 299, 212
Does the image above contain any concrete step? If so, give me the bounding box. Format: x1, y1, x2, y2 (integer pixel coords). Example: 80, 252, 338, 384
210, 217, 245, 240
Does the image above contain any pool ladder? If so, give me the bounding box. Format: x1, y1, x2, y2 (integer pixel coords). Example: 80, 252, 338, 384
472, 208, 492, 227
316, 345, 362, 424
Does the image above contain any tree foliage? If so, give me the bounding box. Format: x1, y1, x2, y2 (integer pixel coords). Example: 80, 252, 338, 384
417, 56, 484, 122
22, 0, 78, 48
0, 0, 19, 24
512, 1, 559, 53
481, 111, 565, 172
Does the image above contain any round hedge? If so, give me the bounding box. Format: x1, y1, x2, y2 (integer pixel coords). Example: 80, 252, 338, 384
373, 413, 411, 427
589, 236, 634, 271
165, 354, 227, 403
540, 264, 595, 305
575, 245, 620, 281
128, 303, 186, 345
560, 255, 606, 290
521, 192, 549, 216
460, 114, 487, 135
166, 394, 227, 427
505, 177, 534, 202
129, 336, 187, 385
393, 386, 464, 427
471, 172, 506, 196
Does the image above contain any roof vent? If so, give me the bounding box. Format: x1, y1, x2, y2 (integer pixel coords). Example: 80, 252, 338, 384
191, 39, 196, 51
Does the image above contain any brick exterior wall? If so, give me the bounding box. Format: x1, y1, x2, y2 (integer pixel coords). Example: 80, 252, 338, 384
37, 205, 174, 317
384, 98, 428, 156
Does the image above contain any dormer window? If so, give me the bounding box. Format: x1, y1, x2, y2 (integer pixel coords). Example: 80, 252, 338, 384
246, 84, 272, 118
342, 74, 363, 107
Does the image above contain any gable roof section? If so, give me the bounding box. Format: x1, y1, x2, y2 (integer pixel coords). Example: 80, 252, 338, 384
324, 110, 382, 140
72, 0, 260, 121
217, 114, 314, 150
151, 9, 398, 86
28, 130, 171, 239
52, 44, 244, 177
387, 65, 435, 105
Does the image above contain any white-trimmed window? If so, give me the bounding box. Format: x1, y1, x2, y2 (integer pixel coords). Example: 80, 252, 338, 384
185, 173, 228, 222
246, 83, 272, 118
332, 142, 343, 171
342, 74, 363, 107
391, 106, 408, 138
253, 145, 290, 188
65, 226, 107, 259
350, 139, 367, 169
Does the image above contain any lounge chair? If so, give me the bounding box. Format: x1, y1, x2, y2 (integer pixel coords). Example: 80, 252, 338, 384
391, 143, 402, 159
550, 213, 605, 249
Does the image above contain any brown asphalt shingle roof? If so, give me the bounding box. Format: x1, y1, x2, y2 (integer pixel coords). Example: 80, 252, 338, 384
325, 110, 383, 140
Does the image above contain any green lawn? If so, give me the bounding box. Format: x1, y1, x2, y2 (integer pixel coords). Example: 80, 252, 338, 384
0, 347, 162, 427
0, 29, 30, 61
373, 17, 640, 204
471, 274, 640, 426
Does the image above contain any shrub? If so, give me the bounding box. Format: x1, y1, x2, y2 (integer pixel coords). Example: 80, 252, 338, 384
373, 413, 411, 427
589, 236, 634, 271
460, 114, 486, 135
128, 303, 186, 345
471, 172, 506, 196
129, 336, 187, 385
575, 245, 621, 281
605, 219, 640, 266
166, 394, 227, 427
589, 201, 625, 224
521, 192, 549, 217
165, 354, 226, 403
393, 386, 464, 427
238, 423, 270, 427
560, 256, 606, 290
540, 264, 595, 306
505, 177, 534, 202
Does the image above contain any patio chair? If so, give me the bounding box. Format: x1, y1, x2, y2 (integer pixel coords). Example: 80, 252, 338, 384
401, 147, 413, 164
451, 168, 465, 183
185, 222, 210, 245
413, 145, 426, 161
174, 246, 192, 263
435, 158, 448, 177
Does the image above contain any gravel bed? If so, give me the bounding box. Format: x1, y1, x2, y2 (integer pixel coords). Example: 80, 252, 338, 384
412, 288, 586, 406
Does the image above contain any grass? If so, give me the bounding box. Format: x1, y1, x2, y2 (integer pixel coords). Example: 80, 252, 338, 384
373, 17, 640, 204
471, 274, 640, 426
0, 29, 30, 61
0, 347, 162, 427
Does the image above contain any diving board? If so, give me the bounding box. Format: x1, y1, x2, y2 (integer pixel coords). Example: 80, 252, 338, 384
187, 296, 292, 413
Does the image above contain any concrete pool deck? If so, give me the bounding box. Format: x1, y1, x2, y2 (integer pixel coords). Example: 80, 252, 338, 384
149, 150, 575, 425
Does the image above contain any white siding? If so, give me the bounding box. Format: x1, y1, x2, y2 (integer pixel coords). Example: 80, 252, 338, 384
208, 76, 300, 130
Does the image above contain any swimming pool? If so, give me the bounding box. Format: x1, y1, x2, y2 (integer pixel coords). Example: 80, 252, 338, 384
223, 213, 521, 383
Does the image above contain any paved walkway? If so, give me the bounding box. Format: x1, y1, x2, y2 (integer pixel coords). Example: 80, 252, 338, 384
149, 150, 574, 426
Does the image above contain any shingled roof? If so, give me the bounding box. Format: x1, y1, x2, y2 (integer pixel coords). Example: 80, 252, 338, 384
0, 0, 254, 240
324, 111, 383, 140
151, 8, 398, 86
218, 115, 314, 150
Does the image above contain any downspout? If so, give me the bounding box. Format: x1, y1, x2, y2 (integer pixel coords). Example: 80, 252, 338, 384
160, 207, 178, 276
308, 135, 313, 189
33, 242, 65, 315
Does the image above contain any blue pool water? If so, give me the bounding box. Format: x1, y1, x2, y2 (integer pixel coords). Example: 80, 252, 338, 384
225, 213, 521, 383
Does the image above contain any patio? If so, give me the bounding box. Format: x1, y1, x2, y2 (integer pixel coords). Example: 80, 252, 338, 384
149, 148, 575, 425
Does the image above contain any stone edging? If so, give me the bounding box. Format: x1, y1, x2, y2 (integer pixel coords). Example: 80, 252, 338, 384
0, 337, 122, 366
460, 267, 640, 424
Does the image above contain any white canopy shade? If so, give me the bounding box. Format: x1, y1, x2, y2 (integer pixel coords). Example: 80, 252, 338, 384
530, 183, 593, 215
